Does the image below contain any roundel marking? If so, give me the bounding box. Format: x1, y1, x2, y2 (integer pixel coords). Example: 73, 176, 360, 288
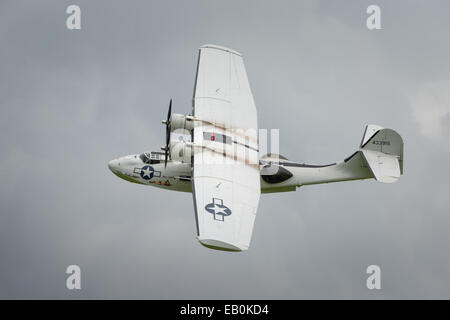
205, 198, 232, 222
140, 165, 154, 180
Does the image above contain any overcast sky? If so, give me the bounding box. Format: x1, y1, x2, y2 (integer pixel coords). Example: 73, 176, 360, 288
1, 0, 450, 299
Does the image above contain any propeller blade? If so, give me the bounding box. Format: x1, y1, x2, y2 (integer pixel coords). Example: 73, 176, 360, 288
164, 98, 172, 168
167, 99, 172, 122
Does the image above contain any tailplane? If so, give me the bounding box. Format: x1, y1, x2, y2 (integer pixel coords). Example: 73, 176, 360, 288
359, 125, 404, 183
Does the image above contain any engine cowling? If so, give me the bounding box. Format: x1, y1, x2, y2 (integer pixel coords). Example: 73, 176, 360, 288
168, 114, 195, 163
171, 114, 195, 133
169, 140, 192, 162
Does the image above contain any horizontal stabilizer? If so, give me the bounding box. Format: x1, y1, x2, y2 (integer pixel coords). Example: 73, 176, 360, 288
360, 125, 404, 183
361, 149, 400, 183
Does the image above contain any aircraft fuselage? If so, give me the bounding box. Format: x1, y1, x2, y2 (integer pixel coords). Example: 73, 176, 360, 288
108, 150, 374, 194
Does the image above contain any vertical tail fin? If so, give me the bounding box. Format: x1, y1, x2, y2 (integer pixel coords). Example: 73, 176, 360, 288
360, 125, 404, 183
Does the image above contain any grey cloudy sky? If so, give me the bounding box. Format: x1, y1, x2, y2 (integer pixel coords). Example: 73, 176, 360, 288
1, 0, 450, 299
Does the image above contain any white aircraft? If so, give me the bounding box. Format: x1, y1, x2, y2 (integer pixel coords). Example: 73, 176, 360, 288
108, 45, 404, 252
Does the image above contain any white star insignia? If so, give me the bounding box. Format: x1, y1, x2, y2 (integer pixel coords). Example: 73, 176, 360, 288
212, 204, 226, 215
142, 167, 152, 178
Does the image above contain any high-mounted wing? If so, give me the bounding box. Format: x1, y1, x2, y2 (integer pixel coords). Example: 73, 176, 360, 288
191, 45, 260, 251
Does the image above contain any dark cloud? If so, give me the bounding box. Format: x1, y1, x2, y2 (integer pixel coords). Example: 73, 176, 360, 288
1, 0, 449, 299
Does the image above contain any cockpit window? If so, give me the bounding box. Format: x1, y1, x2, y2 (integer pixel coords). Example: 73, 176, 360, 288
139, 153, 151, 164
140, 152, 162, 164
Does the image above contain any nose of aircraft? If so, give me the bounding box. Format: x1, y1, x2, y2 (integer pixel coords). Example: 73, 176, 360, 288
108, 159, 119, 172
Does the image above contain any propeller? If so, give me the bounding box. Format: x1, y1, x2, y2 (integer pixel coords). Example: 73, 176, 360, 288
162, 98, 172, 168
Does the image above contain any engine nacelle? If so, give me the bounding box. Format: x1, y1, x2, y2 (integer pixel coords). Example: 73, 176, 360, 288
171, 114, 195, 134
170, 140, 192, 163
161, 113, 196, 163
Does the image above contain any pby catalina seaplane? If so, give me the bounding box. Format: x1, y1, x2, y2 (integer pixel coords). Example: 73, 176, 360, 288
108, 45, 404, 252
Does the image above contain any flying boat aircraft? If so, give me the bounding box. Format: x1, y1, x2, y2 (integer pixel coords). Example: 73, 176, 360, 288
108, 45, 404, 251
